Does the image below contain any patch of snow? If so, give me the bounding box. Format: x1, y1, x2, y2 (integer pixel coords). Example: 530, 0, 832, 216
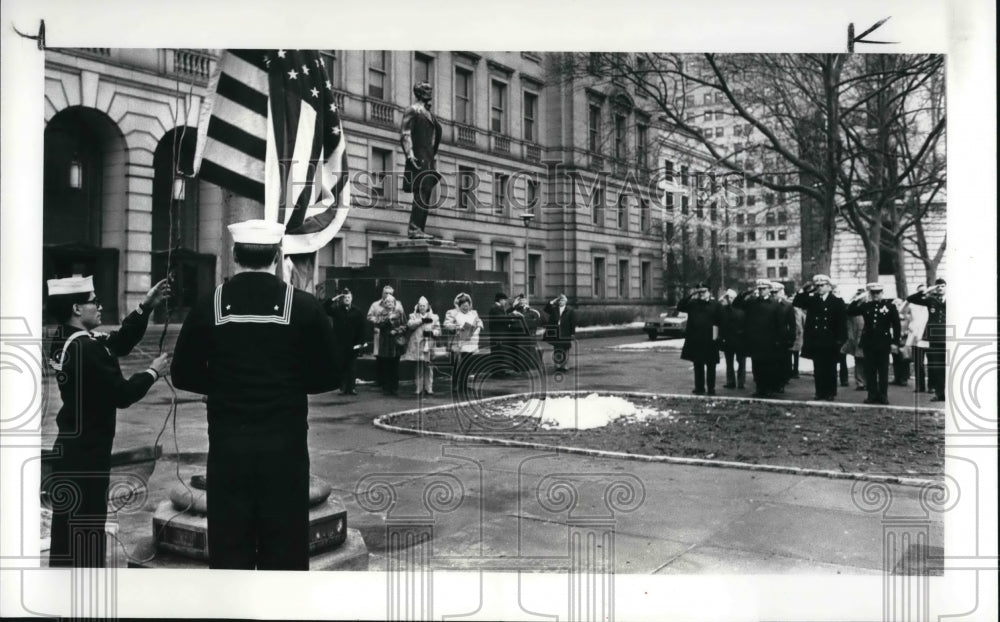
494, 393, 674, 430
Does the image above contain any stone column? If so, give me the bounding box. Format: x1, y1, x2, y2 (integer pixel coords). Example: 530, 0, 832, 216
122, 159, 154, 313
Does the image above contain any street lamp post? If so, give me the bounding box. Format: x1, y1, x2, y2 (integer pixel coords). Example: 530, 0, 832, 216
718, 242, 727, 291
521, 210, 535, 306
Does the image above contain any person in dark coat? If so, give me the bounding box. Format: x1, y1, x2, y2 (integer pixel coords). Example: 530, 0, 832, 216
324, 288, 366, 395
543, 294, 576, 372
848, 283, 902, 404
906, 278, 947, 401
509, 294, 542, 374
487, 292, 514, 375
400, 81, 443, 239
793, 274, 848, 401
733, 280, 792, 398
171, 220, 339, 570
374, 295, 407, 396
677, 283, 721, 395
770, 281, 797, 393
45, 275, 171, 568
718, 288, 747, 389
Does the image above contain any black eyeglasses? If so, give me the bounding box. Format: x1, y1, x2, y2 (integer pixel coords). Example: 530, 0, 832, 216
81, 298, 101, 307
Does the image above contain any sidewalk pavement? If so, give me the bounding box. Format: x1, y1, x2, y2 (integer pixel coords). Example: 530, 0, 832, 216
41, 333, 944, 574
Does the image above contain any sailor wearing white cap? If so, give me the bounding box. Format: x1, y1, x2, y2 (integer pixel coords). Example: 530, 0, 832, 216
793, 273, 848, 400
45, 274, 171, 567
847, 283, 901, 404
170, 218, 339, 570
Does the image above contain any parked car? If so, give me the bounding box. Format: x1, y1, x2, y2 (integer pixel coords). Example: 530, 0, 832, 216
644, 308, 688, 340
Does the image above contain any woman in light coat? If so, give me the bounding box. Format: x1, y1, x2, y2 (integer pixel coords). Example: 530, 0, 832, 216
443, 292, 483, 395
402, 296, 441, 395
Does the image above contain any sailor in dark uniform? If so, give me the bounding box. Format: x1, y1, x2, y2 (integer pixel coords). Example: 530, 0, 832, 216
733, 279, 789, 398
46, 275, 171, 567
793, 274, 848, 400
171, 220, 339, 570
847, 283, 902, 404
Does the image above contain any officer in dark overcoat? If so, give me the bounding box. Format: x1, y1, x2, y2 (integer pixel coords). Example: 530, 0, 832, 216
718, 289, 747, 389
677, 282, 721, 395
733, 280, 790, 398
906, 278, 947, 402
793, 274, 848, 401
324, 288, 366, 395
46, 275, 171, 567
847, 283, 901, 404
171, 220, 339, 570
487, 292, 514, 375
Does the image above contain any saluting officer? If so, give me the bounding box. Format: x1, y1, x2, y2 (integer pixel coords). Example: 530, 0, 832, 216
906, 278, 947, 402
847, 283, 902, 405
171, 219, 339, 570
793, 274, 848, 401
46, 275, 171, 567
733, 279, 788, 398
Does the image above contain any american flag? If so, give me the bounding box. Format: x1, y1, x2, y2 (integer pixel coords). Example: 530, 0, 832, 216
193, 49, 351, 288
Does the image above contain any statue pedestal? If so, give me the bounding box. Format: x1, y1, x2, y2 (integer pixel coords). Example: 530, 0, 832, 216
322, 239, 508, 322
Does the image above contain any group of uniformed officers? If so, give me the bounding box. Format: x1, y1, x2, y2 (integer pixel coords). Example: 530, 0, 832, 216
678, 274, 947, 406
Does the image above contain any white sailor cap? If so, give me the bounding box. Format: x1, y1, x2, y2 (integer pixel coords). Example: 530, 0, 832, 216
755, 279, 771, 288
724, 288, 738, 299
228, 219, 285, 245
866, 282, 884, 292
770, 281, 785, 291
812, 274, 831, 285
47, 275, 94, 297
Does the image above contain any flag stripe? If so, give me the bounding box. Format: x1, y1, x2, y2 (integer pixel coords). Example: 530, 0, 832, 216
199, 160, 265, 203
206, 114, 267, 161
216, 73, 269, 117
228, 48, 271, 72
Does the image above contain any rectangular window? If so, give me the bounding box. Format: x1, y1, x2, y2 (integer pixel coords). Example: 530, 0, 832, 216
495, 250, 511, 287
765, 211, 776, 225
640, 198, 650, 231
715, 127, 725, 138
526, 178, 540, 209
618, 259, 630, 299
735, 213, 745, 226
663, 159, 675, 182
703, 93, 712, 105
766, 230, 776, 241
736, 248, 745, 261
747, 195, 756, 207
321, 52, 338, 87
681, 165, 689, 186
414, 53, 434, 87
766, 267, 776, 278
588, 104, 601, 152
696, 201, 704, 219
636, 124, 648, 168
696, 227, 704, 248
593, 257, 606, 298
779, 247, 788, 259
703, 111, 712, 122
490, 80, 507, 133
681, 195, 689, 214
664, 192, 674, 211
454, 67, 473, 125
457, 166, 476, 210
528, 253, 541, 297
778, 210, 788, 224
614, 114, 627, 160
747, 213, 756, 225
665, 221, 675, 240
715, 92, 724, 104
617, 195, 628, 230
370, 147, 392, 202
766, 248, 776, 260
368, 51, 388, 100
686, 95, 695, 107
736, 231, 744, 243
747, 249, 757, 260
667, 251, 677, 273
748, 266, 757, 278
778, 229, 787, 241
779, 266, 788, 278
715, 110, 725, 121
641, 261, 652, 298
746, 230, 756, 242
592, 185, 604, 226
523, 91, 538, 142
493, 173, 509, 215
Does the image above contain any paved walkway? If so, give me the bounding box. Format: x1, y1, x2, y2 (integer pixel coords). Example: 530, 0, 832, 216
41, 333, 945, 574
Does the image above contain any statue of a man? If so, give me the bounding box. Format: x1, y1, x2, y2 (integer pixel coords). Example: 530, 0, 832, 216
400, 81, 443, 240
